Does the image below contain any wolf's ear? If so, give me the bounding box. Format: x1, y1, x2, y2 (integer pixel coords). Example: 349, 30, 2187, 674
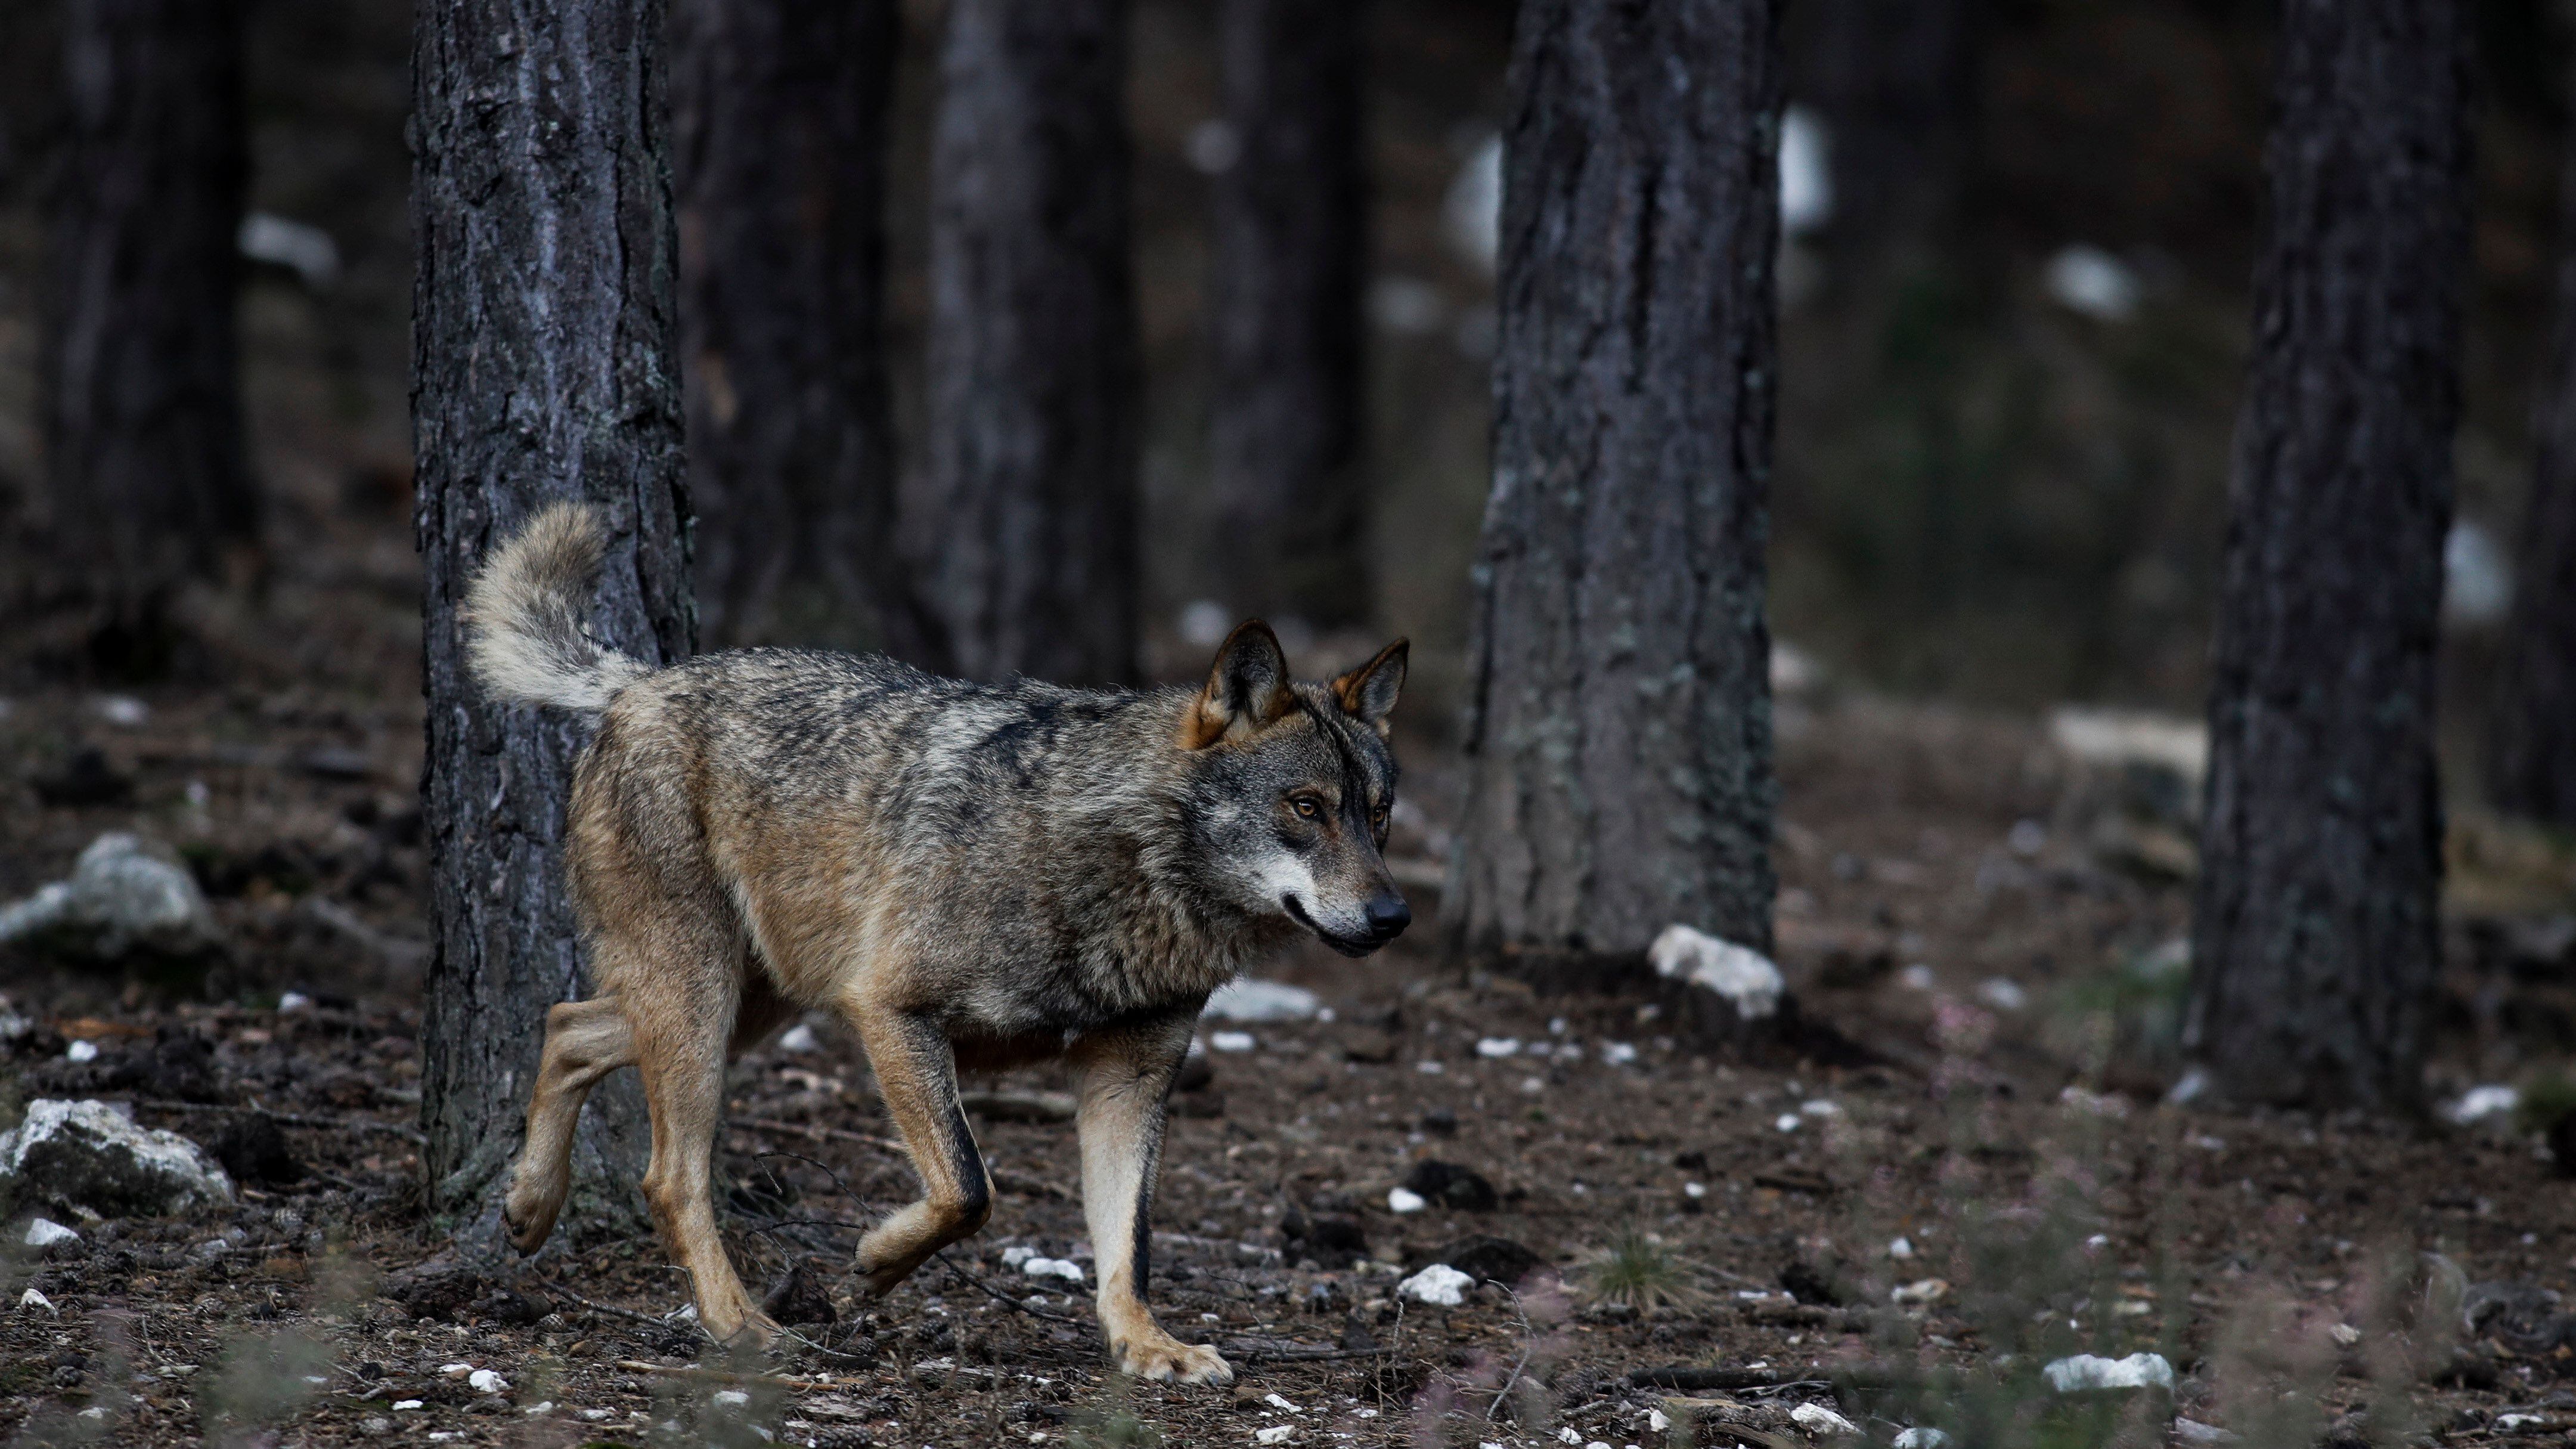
1329, 638, 1408, 738
1180, 620, 1296, 748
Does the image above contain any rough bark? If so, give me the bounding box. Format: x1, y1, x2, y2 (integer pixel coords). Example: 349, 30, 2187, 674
2184, 0, 2471, 1112
413, 0, 689, 1246
912, 0, 1139, 686
672, 0, 925, 656
1208, 0, 1372, 631
2490, 92, 2576, 825
42, 0, 256, 610
1446, 0, 1781, 987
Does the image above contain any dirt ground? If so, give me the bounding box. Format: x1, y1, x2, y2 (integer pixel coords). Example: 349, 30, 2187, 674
6, 555, 2576, 1449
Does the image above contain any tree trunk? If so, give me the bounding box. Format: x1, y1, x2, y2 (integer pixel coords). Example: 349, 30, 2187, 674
1791, 0, 1977, 270
2184, 0, 2471, 1112
1446, 0, 1781, 988
42, 0, 256, 615
2490, 100, 2576, 825
413, 0, 689, 1247
912, 0, 1138, 686
1207, 0, 1372, 632
672, 0, 925, 657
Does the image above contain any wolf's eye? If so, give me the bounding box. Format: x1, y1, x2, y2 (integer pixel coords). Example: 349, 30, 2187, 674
1290, 795, 1322, 819
1371, 803, 1390, 829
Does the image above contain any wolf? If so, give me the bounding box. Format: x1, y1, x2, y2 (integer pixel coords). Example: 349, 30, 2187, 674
467, 503, 1411, 1384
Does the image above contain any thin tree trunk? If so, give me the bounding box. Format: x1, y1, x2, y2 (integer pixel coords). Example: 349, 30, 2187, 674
1208, 0, 1371, 632
2490, 102, 2576, 825
42, 0, 256, 618
673, 0, 925, 657
1446, 0, 1781, 987
912, 0, 1138, 686
413, 0, 689, 1247
2184, 0, 2472, 1112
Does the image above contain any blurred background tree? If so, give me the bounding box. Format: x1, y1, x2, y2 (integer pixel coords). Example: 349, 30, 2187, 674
2184, 0, 2473, 1111
672, 0, 928, 660
41, 0, 258, 673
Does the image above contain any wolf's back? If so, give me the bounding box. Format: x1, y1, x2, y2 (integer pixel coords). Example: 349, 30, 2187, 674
463, 502, 652, 714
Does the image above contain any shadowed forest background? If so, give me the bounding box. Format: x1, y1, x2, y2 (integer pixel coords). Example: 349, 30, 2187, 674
7, 0, 2562, 720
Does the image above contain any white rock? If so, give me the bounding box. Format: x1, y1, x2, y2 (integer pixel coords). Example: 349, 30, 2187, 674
1898, 964, 1938, 991
1475, 1037, 1521, 1059
2165, 1067, 2210, 1106
1001, 1245, 1035, 1267
2047, 707, 2205, 789
1387, 1187, 1427, 1215
469, 1368, 509, 1394
1887, 1236, 1912, 1259
2445, 519, 2514, 628
1263, 1394, 1299, 1414
392, 1400, 425, 1411
1684, 1182, 1707, 1200
2329, 1323, 2361, 1346
1398, 1264, 1473, 1306
1599, 1041, 1639, 1066
712, 1389, 749, 1407
1256, 1428, 1295, 1446
1780, 106, 1833, 236
2042, 1351, 2174, 1394
1177, 600, 1233, 648
1204, 979, 1321, 1023
65, 1041, 98, 1063
24, 1218, 80, 1248
2044, 245, 2141, 321
92, 695, 148, 727
1415, 1060, 1444, 1075
1648, 925, 1784, 1020
0, 1098, 235, 1215
238, 212, 342, 287
1443, 135, 1502, 275
20, 1287, 55, 1314
2447, 1084, 2520, 1126
439, 1363, 472, 1375
1800, 1099, 1842, 1118
1019, 1256, 1084, 1283
277, 991, 313, 1013
1890, 1278, 1949, 1305
2171, 1420, 2237, 1446
775, 1023, 820, 1054
1648, 1410, 1671, 1432
1893, 1429, 1950, 1449
1208, 1030, 1257, 1054
1558, 1426, 1585, 1443
0, 834, 222, 961
1790, 1404, 1858, 1436
1775, 1113, 1802, 1133
1977, 979, 2028, 1011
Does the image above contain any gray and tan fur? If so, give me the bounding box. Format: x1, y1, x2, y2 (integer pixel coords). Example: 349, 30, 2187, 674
469, 503, 1409, 1384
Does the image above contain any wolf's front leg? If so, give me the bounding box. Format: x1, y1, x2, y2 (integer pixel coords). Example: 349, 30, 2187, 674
1071, 1013, 1231, 1386
848, 1008, 994, 1296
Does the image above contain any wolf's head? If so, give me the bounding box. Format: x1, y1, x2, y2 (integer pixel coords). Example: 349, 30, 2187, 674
1176, 621, 1411, 956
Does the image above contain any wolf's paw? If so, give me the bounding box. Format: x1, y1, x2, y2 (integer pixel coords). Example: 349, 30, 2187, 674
709, 1309, 783, 1350
498, 1195, 551, 1255
1114, 1333, 1233, 1386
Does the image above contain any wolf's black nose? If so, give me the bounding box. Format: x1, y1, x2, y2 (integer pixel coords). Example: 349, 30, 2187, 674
1365, 896, 1412, 939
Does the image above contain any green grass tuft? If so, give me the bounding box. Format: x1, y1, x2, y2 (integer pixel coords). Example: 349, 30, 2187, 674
1582, 1230, 1705, 1311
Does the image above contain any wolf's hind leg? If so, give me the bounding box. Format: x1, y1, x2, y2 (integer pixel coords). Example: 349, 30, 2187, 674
845, 1007, 991, 1296
1070, 1014, 1230, 1386
504, 995, 637, 1253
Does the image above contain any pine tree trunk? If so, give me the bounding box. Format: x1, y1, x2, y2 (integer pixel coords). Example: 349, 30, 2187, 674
912, 0, 1139, 686
42, 0, 256, 612
673, 0, 924, 657
413, 0, 689, 1246
1446, 0, 1781, 988
1207, 0, 1372, 631
1793, 0, 1977, 268
2490, 114, 2576, 825
2184, 0, 2471, 1111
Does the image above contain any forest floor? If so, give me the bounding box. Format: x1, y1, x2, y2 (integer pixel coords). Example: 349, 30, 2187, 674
6, 553, 2576, 1449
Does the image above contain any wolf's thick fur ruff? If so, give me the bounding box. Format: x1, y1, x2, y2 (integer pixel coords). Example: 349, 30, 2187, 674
470, 503, 1409, 1383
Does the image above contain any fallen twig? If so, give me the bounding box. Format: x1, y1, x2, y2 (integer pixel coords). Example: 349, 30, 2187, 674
731, 1116, 909, 1155
539, 1281, 674, 1330
610, 1360, 870, 1392
129, 1097, 426, 1144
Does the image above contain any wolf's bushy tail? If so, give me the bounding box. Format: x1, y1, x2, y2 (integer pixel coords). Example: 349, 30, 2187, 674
464, 502, 652, 714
